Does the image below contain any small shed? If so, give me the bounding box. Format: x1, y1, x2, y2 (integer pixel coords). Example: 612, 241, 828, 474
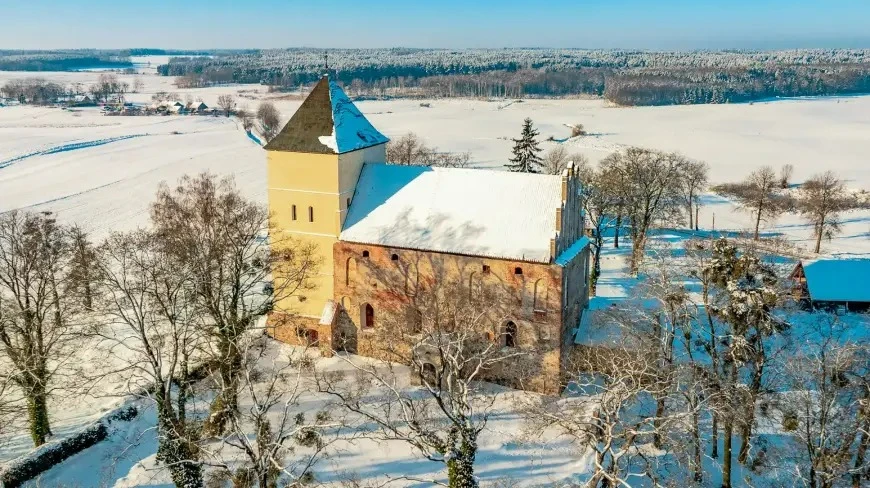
790, 258, 870, 312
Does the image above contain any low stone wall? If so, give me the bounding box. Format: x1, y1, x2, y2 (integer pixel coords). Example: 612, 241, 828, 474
0, 405, 138, 488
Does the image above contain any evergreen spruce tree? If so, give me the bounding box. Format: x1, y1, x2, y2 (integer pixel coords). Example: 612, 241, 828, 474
505, 117, 543, 173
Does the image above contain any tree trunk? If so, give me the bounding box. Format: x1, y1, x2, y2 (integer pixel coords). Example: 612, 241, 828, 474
814, 221, 823, 253
653, 394, 666, 449
852, 400, 870, 487
692, 404, 703, 482
695, 205, 700, 231
722, 362, 737, 488
156, 390, 203, 488
205, 338, 241, 435
630, 233, 646, 276
753, 208, 762, 240
711, 411, 719, 459
591, 234, 603, 295
688, 203, 694, 230
723, 417, 733, 488
613, 214, 621, 248
27, 382, 52, 446
447, 434, 479, 488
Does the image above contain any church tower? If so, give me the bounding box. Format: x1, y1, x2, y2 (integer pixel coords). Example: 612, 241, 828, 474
265, 76, 388, 320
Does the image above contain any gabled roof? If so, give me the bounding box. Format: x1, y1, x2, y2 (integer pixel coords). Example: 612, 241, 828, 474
264, 76, 389, 155
799, 258, 870, 302
340, 163, 565, 263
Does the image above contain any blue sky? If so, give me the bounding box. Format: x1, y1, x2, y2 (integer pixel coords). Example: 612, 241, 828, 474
2, 0, 869, 50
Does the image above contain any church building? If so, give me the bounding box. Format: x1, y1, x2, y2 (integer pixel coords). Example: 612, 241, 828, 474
265, 76, 590, 394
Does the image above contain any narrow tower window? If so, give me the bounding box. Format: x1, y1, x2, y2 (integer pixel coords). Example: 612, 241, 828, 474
291, 205, 297, 221
308, 206, 314, 222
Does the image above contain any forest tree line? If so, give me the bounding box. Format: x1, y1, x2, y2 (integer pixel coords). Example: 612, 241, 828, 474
157, 48, 870, 105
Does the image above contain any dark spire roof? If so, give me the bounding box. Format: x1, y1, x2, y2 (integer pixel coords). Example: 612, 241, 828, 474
264, 76, 389, 155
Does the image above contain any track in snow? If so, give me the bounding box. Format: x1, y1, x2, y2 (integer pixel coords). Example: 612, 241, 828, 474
0, 134, 147, 169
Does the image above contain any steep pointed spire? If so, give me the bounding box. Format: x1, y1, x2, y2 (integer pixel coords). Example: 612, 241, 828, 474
264, 76, 388, 155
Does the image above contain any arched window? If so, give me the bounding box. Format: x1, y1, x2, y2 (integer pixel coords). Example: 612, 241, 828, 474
362, 303, 375, 329
308, 206, 314, 222
305, 329, 319, 347
533, 279, 548, 313
362, 250, 370, 258
391, 253, 399, 261
503, 321, 517, 348
345, 257, 358, 286
405, 263, 419, 297
421, 363, 438, 386
514, 267, 523, 276
411, 308, 423, 334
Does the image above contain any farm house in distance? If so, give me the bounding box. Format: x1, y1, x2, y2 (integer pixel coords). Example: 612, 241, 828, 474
790, 258, 870, 312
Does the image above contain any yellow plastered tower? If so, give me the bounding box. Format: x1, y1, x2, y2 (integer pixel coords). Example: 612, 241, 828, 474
265, 76, 388, 319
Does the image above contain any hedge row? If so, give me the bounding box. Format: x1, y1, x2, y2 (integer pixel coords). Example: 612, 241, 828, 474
0, 405, 138, 488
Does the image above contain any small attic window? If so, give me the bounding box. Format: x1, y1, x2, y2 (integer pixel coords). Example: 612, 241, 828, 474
362, 250, 370, 258
482, 264, 491, 274
514, 267, 523, 276
391, 253, 399, 261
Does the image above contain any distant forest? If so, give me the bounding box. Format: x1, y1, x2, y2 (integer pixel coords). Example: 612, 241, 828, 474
158, 48, 870, 106
0, 50, 132, 72
3, 48, 870, 105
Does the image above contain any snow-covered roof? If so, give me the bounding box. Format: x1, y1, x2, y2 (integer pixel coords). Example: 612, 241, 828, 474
800, 258, 870, 303
340, 163, 565, 263
264, 76, 388, 155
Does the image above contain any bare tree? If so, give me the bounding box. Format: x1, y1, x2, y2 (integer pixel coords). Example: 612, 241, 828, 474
542, 145, 588, 176
216, 94, 237, 117
237, 106, 255, 132
256, 102, 281, 143
675, 157, 709, 231
92, 229, 204, 487
208, 337, 339, 488
386, 132, 428, 165
577, 162, 619, 293
713, 166, 789, 240
0, 211, 84, 446
780, 164, 794, 189
600, 148, 683, 275
132, 76, 145, 93
386, 132, 472, 168
773, 315, 870, 488
150, 173, 319, 435
796, 171, 860, 254
316, 275, 526, 488
523, 339, 691, 488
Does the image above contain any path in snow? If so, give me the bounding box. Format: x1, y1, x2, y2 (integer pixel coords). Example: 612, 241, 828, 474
0, 134, 147, 169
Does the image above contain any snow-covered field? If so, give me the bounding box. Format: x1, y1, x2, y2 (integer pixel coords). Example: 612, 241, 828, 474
1, 67, 869, 485
2, 68, 868, 252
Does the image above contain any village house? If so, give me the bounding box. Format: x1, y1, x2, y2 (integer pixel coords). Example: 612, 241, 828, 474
265, 76, 591, 394
790, 258, 870, 312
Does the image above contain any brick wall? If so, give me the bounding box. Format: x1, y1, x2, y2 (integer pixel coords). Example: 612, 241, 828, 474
333, 241, 567, 394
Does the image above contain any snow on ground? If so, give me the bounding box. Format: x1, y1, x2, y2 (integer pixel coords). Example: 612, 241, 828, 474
1, 67, 869, 483
23, 341, 590, 488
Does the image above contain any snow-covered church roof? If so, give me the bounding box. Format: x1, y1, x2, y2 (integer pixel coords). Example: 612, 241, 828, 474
340, 163, 564, 263
264, 76, 389, 154
798, 258, 870, 303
